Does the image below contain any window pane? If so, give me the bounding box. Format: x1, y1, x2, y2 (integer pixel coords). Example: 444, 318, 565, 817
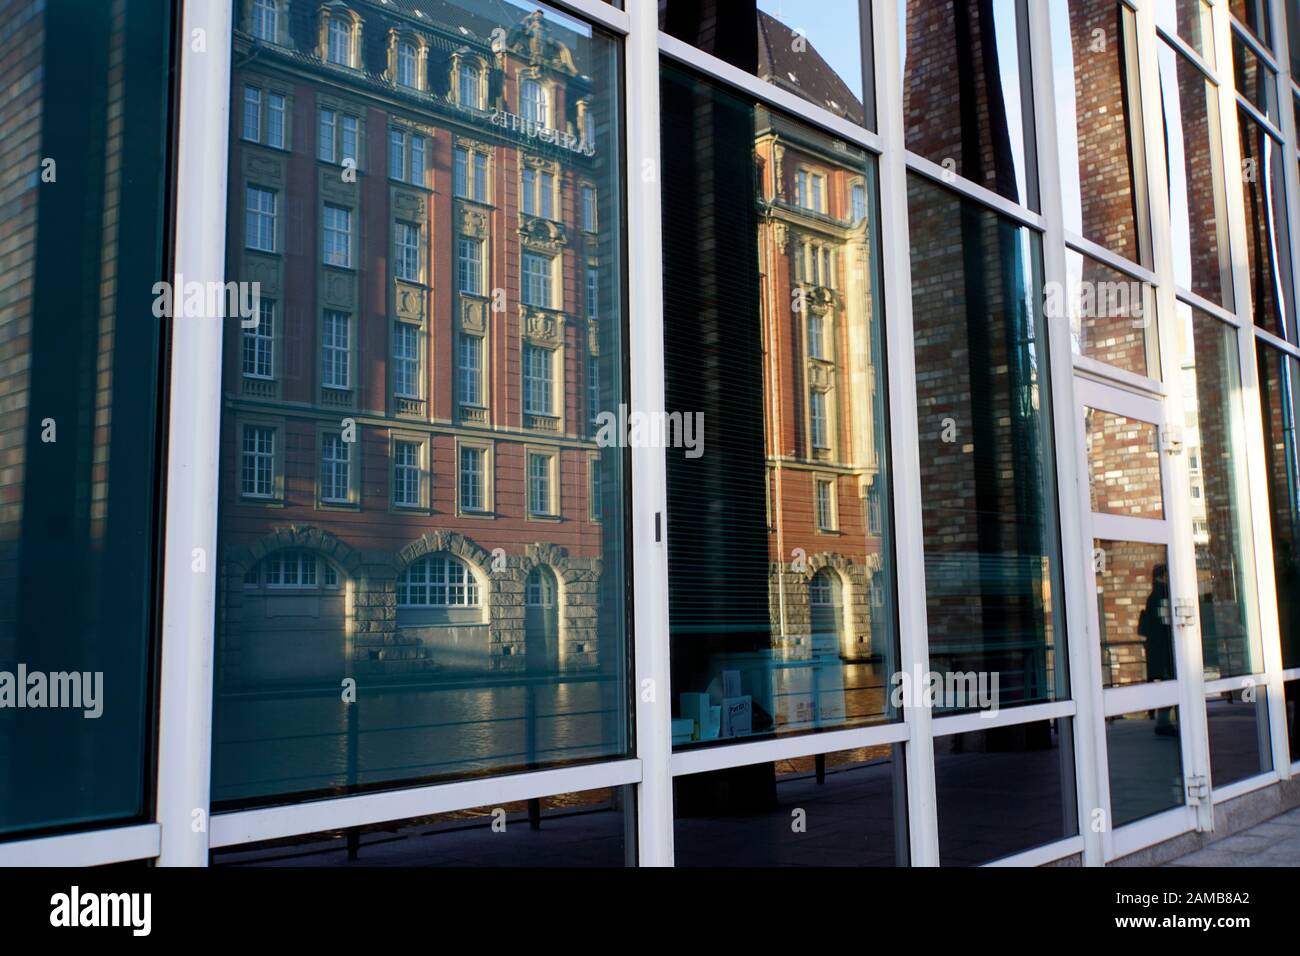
1229, 0, 1272, 45
1155, 0, 1215, 66
1085, 410, 1164, 519
1179, 306, 1262, 679
1233, 32, 1279, 123
673, 747, 908, 866
1159, 41, 1234, 309
211, 787, 631, 866
0, 0, 172, 838
1095, 540, 1175, 687
660, 66, 897, 746
908, 175, 1063, 709
934, 719, 1077, 866
902, 0, 1037, 208
1207, 687, 1273, 786
1257, 345, 1300, 670
659, 0, 872, 129
1238, 110, 1296, 341
1106, 707, 1185, 828
214, 0, 627, 806
1053, 0, 1149, 264
1062, 250, 1158, 377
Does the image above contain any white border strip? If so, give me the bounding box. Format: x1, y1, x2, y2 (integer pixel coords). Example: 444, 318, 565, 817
670, 722, 909, 777
210, 759, 642, 848
0, 824, 161, 868
931, 700, 1074, 738
982, 834, 1085, 868
1211, 770, 1279, 804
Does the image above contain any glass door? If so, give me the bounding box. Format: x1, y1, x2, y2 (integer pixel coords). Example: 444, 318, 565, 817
1075, 378, 1201, 858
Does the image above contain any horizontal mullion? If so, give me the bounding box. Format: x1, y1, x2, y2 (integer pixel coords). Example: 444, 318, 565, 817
0, 823, 160, 867
1064, 233, 1160, 286
1102, 679, 1181, 716
930, 700, 1074, 737
210, 758, 642, 848
1254, 324, 1300, 358
1091, 512, 1172, 545
544, 0, 630, 35
1072, 355, 1168, 398
903, 152, 1045, 230
656, 32, 882, 155
670, 721, 908, 777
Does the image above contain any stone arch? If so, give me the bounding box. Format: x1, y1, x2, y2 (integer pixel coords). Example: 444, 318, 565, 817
217, 525, 362, 689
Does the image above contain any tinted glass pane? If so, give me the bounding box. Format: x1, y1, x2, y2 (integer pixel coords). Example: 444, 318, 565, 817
1233, 32, 1279, 123
1095, 540, 1175, 687
1159, 42, 1234, 308
1106, 706, 1185, 827
1290, 1, 1300, 76
1207, 688, 1273, 785
661, 66, 897, 745
902, 0, 1038, 208
0, 0, 172, 838
1061, 250, 1158, 377
934, 719, 1077, 865
673, 747, 907, 866
1238, 110, 1296, 341
211, 787, 630, 866
1155, 0, 1215, 66
1257, 345, 1300, 670
1179, 306, 1262, 679
909, 176, 1064, 709
1285, 679, 1300, 762
1053, 0, 1149, 264
1085, 411, 1164, 519
659, 0, 873, 128
213, 0, 628, 806
1230, 0, 1273, 45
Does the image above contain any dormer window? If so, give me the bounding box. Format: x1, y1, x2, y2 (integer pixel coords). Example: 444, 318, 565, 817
520, 77, 548, 127
458, 62, 482, 109
397, 40, 418, 88
327, 17, 354, 66
251, 0, 277, 42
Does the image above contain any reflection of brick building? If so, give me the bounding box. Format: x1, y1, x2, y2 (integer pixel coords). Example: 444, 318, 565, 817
903, 1, 1057, 702
755, 108, 886, 663
218, 0, 616, 687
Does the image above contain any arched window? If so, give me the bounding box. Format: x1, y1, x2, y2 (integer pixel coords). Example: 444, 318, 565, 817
252, 0, 278, 42
520, 78, 547, 127
397, 40, 418, 88
398, 554, 479, 607
245, 550, 341, 589
809, 569, 837, 606
327, 17, 353, 67
459, 62, 482, 109
525, 566, 556, 607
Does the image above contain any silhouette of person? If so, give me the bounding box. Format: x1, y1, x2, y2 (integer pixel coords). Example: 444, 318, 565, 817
1138, 563, 1176, 735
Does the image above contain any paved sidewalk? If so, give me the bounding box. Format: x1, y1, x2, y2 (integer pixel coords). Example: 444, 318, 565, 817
1167, 806, 1300, 866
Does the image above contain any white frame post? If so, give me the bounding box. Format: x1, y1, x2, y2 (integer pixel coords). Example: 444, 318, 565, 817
154, 0, 233, 867
624, 0, 675, 867
871, 0, 940, 868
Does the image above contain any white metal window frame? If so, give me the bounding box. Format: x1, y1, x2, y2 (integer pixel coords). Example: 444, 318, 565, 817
15, 0, 1300, 869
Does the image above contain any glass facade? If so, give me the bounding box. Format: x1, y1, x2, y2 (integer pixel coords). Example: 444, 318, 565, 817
660, 64, 896, 745
0, 0, 173, 838
211, 0, 628, 806
908, 176, 1063, 710
6, 0, 1300, 871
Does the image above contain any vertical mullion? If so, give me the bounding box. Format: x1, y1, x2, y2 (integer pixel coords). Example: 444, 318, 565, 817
155, 0, 233, 866
625, 0, 674, 867
1252, 0, 1295, 780
871, 0, 939, 867
1136, 0, 1214, 829
1029, 0, 1106, 867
